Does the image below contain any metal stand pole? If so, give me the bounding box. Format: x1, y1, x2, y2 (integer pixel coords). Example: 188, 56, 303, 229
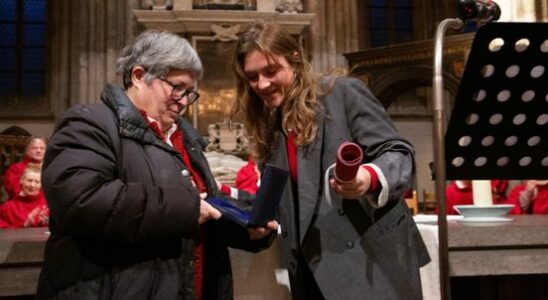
432, 17, 463, 300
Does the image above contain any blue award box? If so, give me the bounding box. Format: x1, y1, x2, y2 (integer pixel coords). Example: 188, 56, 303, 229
207, 164, 289, 227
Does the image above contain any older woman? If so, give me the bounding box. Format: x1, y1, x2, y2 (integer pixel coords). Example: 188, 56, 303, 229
37, 30, 275, 300
2, 137, 47, 199
0, 164, 48, 228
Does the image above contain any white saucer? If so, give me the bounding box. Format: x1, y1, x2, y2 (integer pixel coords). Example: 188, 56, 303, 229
457, 216, 513, 226
454, 204, 514, 218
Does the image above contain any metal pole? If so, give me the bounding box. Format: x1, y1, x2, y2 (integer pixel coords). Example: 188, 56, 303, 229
432, 17, 463, 300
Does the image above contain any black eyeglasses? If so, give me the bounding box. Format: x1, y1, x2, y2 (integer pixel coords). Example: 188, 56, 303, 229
159, 77, 200, 105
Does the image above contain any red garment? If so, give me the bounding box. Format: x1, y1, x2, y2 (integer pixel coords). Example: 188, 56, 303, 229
445, 181, 474, 215
286, 132, 298, 182
0, 192, 48, 228
362, 165, 379, 193
492, 180, 509, 204
2, 157, 35, 199
444, 180, 510, 215
235, 158, 259, 194
170, 129, 206, 300
507, 183, 548, 215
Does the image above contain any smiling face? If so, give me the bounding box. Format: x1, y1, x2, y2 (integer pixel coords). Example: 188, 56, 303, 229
129, 67, 197, 131
20, 170, 41, 197
243, 50, 295, 110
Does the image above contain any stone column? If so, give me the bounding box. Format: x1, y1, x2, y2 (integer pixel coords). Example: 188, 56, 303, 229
173, 0, 193, 10
304, 0, 360, 72
256, 0, 276, 12
49, 0, 139, 116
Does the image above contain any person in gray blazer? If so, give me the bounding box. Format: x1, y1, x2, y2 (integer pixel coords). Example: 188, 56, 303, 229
231, 22, 430, 300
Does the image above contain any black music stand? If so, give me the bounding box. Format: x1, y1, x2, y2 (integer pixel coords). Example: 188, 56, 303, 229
445, 22, 548, 180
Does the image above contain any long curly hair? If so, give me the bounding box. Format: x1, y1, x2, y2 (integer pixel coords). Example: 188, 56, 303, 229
231, 22, 323, 161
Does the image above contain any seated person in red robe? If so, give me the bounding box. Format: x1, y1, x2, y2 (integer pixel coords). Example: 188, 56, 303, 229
2, 137, 47, 199
492, 179, 509, 204
216, 156, 260, 203
507, 180, 548, 215
234, 156, 260, 194
0, 163, 49, 228
444, 179, 510, 215
445, 180, 473, 215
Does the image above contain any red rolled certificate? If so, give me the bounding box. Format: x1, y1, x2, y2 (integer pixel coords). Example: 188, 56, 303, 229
334, 141, 363, 183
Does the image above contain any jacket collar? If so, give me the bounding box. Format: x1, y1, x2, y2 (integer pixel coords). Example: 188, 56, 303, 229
296, 107, 325, 243
100, 84, 216, 193
100, 84, 178, 153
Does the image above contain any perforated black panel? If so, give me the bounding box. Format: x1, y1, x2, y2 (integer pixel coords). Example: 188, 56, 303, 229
445, 22, 548, 180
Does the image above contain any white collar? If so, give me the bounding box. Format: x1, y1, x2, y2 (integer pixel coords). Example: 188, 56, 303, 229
146, 116, 177, 146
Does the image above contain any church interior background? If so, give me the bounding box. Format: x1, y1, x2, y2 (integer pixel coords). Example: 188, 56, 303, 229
0, 1, 546, 298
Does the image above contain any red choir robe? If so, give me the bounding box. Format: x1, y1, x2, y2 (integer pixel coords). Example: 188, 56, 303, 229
444, 180, 510, 215
507, 182, 548, 215
0, 192, 48, 228
234, 158, 259, 194
445, 181, 474, 215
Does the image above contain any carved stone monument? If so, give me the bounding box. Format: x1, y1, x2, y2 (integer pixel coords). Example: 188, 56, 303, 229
206, 120, 249, 156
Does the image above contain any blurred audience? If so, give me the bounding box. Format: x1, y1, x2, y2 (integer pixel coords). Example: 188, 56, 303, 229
2, 137, 47, 199
445, 179, 509, 215
234, 155, 260, 194
507, 180, 548, 215
492, 179, 509, 203
0, 164, 49, 228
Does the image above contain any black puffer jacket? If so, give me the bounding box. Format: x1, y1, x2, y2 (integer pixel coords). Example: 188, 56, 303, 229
37, 84, 271, 300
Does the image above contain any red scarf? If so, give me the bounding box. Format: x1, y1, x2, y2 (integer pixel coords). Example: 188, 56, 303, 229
170, 129, 207, 300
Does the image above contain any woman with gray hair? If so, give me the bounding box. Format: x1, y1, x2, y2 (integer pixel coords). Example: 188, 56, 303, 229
37, 30, 277, 300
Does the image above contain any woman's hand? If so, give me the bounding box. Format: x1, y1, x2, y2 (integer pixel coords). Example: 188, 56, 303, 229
248, 220, 279, 240
23, 205, 50, 227
199, 193, 222, 224
329, 167, 371, 199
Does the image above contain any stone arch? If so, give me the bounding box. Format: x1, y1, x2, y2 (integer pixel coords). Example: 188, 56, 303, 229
368, 65, 461, 110
1, 125, 32, 136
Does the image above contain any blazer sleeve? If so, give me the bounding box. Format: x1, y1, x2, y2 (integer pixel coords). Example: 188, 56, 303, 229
334, 77, 415, 201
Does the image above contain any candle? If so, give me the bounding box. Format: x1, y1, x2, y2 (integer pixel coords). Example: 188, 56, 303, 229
472, 180, 493, 206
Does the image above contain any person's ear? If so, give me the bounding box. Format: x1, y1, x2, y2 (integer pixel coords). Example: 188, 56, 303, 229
292, 51, 300, 59
131, 66, 146, 88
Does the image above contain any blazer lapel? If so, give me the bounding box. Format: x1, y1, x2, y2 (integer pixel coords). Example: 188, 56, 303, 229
297, 111, 325, 244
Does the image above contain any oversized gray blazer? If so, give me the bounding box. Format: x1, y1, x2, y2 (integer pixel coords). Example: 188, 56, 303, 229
265, 77, 430, 300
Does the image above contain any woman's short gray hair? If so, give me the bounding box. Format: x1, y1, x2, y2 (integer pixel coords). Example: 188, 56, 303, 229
117, 30, 203, 88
